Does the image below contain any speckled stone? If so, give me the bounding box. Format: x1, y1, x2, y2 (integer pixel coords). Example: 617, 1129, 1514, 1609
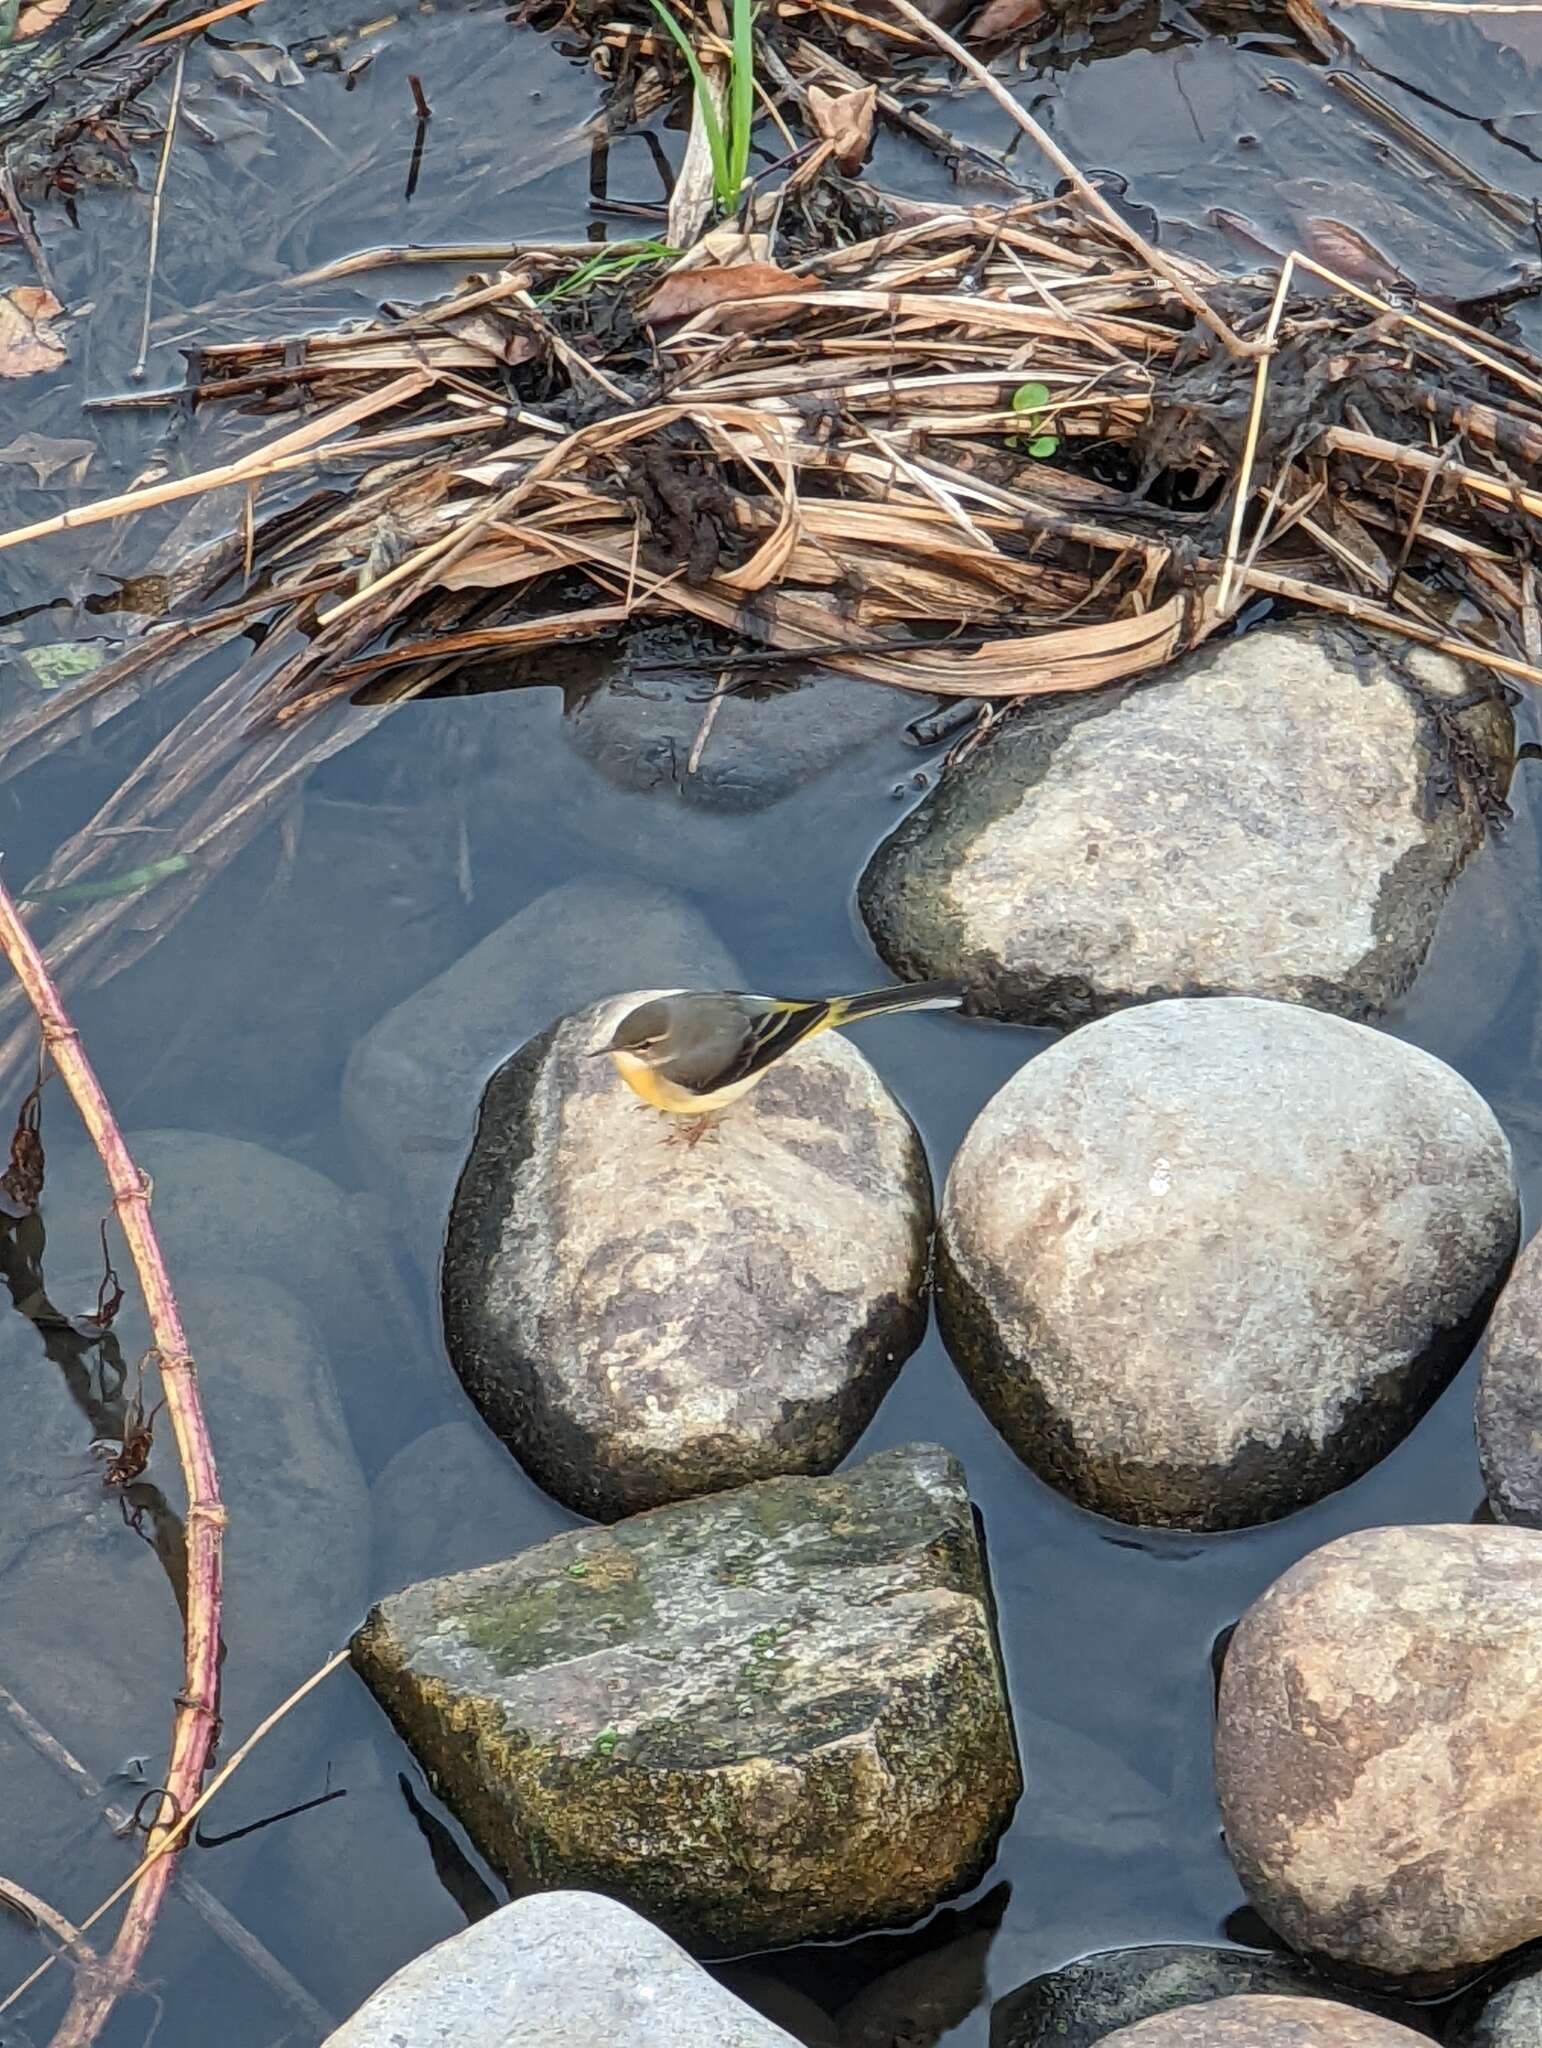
858, 624, 1511, 1026
1215, 1526, 1542, 1991
1478, 1231, 1542, 1525
442, 992, 934, 1519
1453, 1956, 1542, 2046
937, 998, 1517, 1529
320, 1890, 803, 2045
1099, 1996, 1430, 2045
991, 1945, 1434, 2046
351, 1444, 1021, 1953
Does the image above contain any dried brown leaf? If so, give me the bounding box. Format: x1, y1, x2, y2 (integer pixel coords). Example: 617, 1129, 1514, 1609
12, 0, 68, 38
807, 83, 877, 173
645, 263, 820, 329
970, 0, 1043, 38
0, 288, 67, 380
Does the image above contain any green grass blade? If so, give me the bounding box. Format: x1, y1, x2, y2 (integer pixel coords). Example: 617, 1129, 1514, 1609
729, 0, 755, 206
648, 0, 731, 210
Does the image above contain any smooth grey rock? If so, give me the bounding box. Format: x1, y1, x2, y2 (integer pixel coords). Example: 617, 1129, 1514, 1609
341, 878, 738, 1268
38, 1128, 384, 1369
937, 997, 1517, 1529
442, 993, 933, 1519
859, 624, 1512, 1025
715, 1970, 840, 2047
1478, 1231, 1542, 1525
351, 1444, 1021, 1953
565, 659, 912, 813
1215, 1526, 1542, 1991
370, 1419, 569, 1599
1454, 1956, 1542, 2045
1099, 1997, 1429, 2044
320, 1890, 803, 2046
990, 1947, 1434, 2047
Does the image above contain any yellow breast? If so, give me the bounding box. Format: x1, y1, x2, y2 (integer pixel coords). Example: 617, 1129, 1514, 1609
608, 1050, 760, 1116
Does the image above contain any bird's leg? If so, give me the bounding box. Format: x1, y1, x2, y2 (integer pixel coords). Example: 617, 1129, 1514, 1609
663, 1112, 723, 1149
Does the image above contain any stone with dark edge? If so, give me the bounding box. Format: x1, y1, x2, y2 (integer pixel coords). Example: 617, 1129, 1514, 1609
442, 992, 934, 1520
858, 624, 1512, 1027
1450, 1953, 1542, 2046
990, 1945, 1436, 2046
1215, 1526, 1542, 1992
1477, 1230, 1542, 1525
936, 997, 1517, 1530
1097, 1996, 1431, 2045
350, 1444, 1022, 1954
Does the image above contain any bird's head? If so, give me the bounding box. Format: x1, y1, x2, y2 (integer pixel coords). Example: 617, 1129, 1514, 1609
595, 998, 674, 1069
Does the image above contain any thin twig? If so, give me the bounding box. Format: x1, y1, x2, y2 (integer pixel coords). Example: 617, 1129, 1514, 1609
0, 880, 225, 2048
140, 0, 266, 41
1218, 253, 1296, 613
0, 150, 58, 300
0, 1880, 96, 1972
0, 1651, 348, 2026
133, 47, 187, 384
0, 1683, 334, 2035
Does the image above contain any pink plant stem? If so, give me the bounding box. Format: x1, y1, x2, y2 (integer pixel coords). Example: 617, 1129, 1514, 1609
0, 874, 225, 2048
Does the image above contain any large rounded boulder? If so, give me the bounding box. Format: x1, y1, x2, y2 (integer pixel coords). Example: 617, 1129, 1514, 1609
1099, 1996, 1430, 2044
936, 997, 1516, 1529
1477, 1228, 1542, 1525
443, 992, 933, 1519
859, 624, 1511, 1026
1215, 1526, 1542, 1991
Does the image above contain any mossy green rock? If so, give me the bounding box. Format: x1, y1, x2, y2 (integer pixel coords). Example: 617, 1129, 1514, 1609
351, 1443, 1021, 1953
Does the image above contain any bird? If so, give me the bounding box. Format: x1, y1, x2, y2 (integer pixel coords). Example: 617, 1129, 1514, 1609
594, 978, 967, 1143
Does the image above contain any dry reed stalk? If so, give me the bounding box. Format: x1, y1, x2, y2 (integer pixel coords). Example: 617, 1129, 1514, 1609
0, 1652, 348, 2032
0, 880, 225, 2048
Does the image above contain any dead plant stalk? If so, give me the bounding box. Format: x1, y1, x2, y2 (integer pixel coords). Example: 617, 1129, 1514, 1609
0, 877, 224, 2048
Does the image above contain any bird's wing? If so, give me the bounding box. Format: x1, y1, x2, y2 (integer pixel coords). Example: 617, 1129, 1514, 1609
714, 998, 829, 1087
663, 995, 827, 1093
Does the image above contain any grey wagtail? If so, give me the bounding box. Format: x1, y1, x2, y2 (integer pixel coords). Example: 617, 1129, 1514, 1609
595, 979, 967, 1139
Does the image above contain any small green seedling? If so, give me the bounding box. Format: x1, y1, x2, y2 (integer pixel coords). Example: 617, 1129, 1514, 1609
536, 240, 680, 306
1010, 380, 1059, 459
648, 0, 755, 217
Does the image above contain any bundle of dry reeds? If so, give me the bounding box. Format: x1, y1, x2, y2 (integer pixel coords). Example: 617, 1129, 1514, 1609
3, 4, 1542, 1081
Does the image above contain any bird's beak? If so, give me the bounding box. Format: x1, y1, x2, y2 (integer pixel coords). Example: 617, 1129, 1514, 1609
584, 1046, 614, 1058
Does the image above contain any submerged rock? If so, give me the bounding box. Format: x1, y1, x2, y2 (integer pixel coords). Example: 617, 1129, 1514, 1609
565, 658, 911, 813
1477, 1231, 1542, 1525
351, 1444, 1020, 1953
936, 997, 1516, 1529
341, 878, 738, 1269
442, 993, 932, 1519
1098, 1996, 1430, 2044
1215, 1525, 1542, 1991
1452, 1954, 1542, 2045
320, 1890, 804, 2046
991, 1946, 1434, 2046
859, 624, 1511, 1026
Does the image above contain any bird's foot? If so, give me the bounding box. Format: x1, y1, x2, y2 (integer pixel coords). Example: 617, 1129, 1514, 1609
662, 1113, 722, 1149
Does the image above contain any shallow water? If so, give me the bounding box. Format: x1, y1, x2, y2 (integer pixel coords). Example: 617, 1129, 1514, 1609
3, 0, 1542, 2042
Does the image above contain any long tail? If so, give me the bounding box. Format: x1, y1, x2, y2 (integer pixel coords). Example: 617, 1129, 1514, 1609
823, 978, 967, 1028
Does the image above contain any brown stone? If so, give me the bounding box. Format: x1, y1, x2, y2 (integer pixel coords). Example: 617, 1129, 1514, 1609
1215, 1526, 1542, 1991
1100, 1994, 1430, 2043
1478, 1229, 1542, 1524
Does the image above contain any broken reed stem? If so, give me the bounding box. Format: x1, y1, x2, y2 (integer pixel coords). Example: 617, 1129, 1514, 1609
0, 1651, 349, 2028
133, 45, 186, 382
882, 0, 1256, 359
1218, 252, 1296, 613
0, 1881, 96, 1973
0, 876, 225, 2048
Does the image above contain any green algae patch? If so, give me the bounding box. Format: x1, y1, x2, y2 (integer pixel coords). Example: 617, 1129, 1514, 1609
350, 1443, 1021, 1953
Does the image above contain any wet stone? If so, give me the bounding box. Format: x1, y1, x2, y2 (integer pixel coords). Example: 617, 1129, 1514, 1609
858, 623, 1512, 1026
342, 877, 738, 1272
1098, 1996, 1431, 2045
1215, 1526, 1542, 1991
563, 651, 913, 814
1452, 1953, 1542, 2045
441, 993, 933, 1519
368, 1418, 569, 1601
350, 1444, 1021, 1953
320, 1890, 804, 2046
991, 1946, 1435, 2047
937, 997, 1517, 1529
1477, 1229, 1542, 1525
